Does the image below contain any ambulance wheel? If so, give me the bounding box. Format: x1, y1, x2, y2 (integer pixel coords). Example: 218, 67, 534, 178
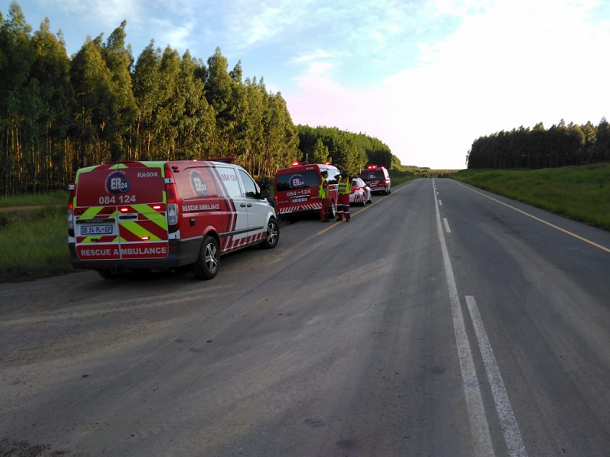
330, 201, 337, 218
193, 235, 219, 280
260, 217, 279, 249
96, 269, 114, 279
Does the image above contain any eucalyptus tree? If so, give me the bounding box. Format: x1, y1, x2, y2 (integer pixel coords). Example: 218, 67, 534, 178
132, 42, 162, 160
30, 17, 74, 189
70, 36, 115, 168
0, 2, 35, 194
154, 45, 182, 160
310, 138, 329, 164
243, 76, 265, 174
205, 47, 234, 152
100, 20, 139, 161
176, 49, 217, 159
593, 118, 610, 162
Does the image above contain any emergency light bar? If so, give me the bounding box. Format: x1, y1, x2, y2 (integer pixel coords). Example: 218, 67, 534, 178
209, 156, 236, 163
292, 161, 309, 166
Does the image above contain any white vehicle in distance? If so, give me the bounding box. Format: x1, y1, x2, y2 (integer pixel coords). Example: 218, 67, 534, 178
350, 177, 372, 206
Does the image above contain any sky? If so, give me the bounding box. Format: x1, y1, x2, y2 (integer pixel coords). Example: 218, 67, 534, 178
2, 0, 610, 169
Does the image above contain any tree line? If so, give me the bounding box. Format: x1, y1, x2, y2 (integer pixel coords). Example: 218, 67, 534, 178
296, 125, 397, 174
467, 119, 610, 169
0, 3, 400, 196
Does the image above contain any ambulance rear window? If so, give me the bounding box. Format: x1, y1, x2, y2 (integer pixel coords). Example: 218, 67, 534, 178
361, 170, 385, 180
76, 167, 164, 206
276, 170, 321, 192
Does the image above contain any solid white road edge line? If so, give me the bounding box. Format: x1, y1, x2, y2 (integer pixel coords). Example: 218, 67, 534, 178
465, 296, 528, 457
433, 179, 495, 457
444, 217, 451, 233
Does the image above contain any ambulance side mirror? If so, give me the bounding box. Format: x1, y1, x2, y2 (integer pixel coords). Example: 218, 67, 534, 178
260, 188, 270, 199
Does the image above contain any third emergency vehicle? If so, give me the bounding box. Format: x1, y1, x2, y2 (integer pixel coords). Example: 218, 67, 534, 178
360, 164, 391, 195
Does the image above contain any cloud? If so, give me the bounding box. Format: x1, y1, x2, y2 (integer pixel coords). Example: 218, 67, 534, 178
223, 0, 313, 50
294, 49, 331, 63
43, 0, 143, 31
286, 0, 610, 169
149, 17, 196, 52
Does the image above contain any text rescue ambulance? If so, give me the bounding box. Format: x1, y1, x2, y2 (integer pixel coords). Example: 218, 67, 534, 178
68, 159, 279, 279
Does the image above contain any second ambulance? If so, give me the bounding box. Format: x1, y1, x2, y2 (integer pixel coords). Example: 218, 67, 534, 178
274, 162, 341, 219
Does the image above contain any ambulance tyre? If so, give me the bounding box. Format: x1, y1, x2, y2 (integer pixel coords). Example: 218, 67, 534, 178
193, 235, 220, 280
260, 217, 279, 249
330, 201, 337, 218
96, 269, 114, 279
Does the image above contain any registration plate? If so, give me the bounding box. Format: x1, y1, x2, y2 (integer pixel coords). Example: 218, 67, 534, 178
291, 197, 308, 203
80, 225, 113, 236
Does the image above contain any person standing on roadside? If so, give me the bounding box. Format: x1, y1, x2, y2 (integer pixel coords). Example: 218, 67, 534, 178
319, 170, 330, 222
336, 172, 352, 222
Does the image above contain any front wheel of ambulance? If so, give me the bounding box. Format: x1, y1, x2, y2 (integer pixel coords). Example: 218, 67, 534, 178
193, 235, 220, 280
260, 217, 280, 249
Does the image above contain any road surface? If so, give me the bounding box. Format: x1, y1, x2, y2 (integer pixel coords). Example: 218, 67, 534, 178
1, 178, 610, 457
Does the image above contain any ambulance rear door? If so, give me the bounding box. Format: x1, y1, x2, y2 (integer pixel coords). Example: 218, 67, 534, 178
274, 166, 322, 215
73, 163, 169, 262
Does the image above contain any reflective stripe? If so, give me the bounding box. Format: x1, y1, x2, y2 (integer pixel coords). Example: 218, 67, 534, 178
119, 221, 163, 241
319, 177, 328, 199
338, 177, 351, 194
130, 204, 168, 229
80, 206, 104, 219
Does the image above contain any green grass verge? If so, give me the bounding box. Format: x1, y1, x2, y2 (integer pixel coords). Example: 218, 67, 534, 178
389, 165, 418, 185
0, 190, 68, 208
0, 204, 74, 282
451, 164, 610, 231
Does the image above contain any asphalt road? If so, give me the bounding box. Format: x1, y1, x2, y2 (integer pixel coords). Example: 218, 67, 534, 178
1, 178, 610, 457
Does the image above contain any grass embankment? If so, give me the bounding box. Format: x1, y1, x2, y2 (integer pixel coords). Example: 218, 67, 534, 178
389, 165, 418, 185
0, 191, 73, 282
452, 164, 610, 231
0, 190, 68, 208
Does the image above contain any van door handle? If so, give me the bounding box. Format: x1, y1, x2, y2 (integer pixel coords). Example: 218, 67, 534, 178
119, 215, 137, 220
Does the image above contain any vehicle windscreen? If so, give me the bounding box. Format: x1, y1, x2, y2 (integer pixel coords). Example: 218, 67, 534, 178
276, 170, 321, 192
361, 170, 385, 181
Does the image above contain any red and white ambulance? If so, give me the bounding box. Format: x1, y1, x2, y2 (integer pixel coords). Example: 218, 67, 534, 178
68, 158, 279, 279
274, 162, 341, 219
359, 164, 391, 195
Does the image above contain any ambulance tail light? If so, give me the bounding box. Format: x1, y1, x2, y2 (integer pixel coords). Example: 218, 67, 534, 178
67, 183, 75, 236
165, 168, 180, 232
